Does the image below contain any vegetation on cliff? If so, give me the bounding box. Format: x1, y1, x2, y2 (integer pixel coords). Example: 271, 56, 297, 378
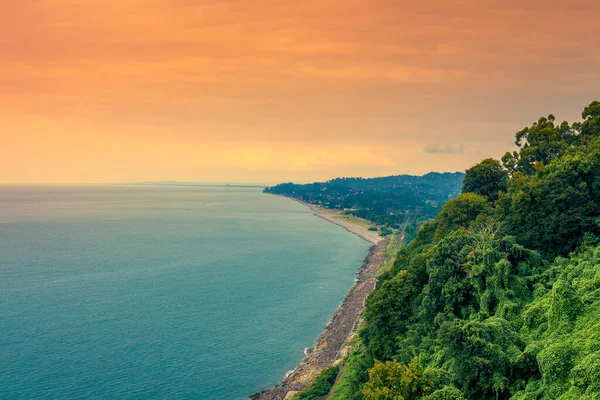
293, 366, 340, 400
342, 100, 600, 400
297, 101, 600, 399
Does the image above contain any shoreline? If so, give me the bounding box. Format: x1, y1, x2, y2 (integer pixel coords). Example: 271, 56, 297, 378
251, 196, 386, 400
290, 199, 383, 245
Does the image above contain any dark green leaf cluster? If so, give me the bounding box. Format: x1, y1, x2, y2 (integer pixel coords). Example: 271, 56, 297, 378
462, 158, 508, 201
498, 138, 600, 257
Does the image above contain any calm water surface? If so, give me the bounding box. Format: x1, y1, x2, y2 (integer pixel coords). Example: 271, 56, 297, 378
0, 185, 369, 399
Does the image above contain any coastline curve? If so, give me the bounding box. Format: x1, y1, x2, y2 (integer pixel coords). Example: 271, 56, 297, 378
251, 195, 386, 399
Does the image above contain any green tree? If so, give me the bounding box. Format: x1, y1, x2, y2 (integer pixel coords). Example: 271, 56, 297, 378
498, 137, 600, 257
462, 158, 508, 201
361, 271, 420, 360
434, 193, 488, 239
363, 358, 426, 400
575, 100, 600, 143
502, 114, 573, 175
439, 317, 523, 399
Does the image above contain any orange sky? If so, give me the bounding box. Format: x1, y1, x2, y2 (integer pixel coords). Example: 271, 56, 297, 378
2, 0, 599, 184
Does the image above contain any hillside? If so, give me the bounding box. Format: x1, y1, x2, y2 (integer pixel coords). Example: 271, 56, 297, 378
264, 172, 464, 229
294, 101, 600, 400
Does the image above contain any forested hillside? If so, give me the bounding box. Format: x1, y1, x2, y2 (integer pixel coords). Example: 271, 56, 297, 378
264, 172, 464, 228
321, 100, 600, 400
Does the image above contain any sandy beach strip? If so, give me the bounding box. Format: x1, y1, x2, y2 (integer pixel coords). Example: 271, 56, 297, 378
294, 200, 383, 245
251, 196, 386, 400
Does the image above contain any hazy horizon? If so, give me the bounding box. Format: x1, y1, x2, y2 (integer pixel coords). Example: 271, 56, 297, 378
0, 170, 465, 186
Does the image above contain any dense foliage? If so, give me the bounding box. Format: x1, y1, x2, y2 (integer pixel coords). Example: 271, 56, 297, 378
293, 365, 339, 400
462, 158, 508, 202
330, 101, 600, 399
264, 172, 464, 228
330, 345, 372, 400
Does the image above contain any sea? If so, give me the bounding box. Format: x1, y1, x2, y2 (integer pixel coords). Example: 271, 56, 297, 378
0, 185, 370, 399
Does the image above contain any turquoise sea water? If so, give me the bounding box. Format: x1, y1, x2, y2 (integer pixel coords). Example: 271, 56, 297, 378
0, 185, 370, 399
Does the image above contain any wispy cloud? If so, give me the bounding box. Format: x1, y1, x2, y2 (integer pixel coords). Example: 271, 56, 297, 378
424, 144, 465, 154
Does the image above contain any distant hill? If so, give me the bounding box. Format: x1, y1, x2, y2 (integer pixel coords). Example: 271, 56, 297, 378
264, 172, 464, 228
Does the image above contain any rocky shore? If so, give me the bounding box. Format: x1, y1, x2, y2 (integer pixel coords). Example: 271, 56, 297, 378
250, 235, 386, 400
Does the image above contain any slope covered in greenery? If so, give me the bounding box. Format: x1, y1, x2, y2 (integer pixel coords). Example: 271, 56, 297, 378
327, 101, 600, 399
264, 172, 464, 228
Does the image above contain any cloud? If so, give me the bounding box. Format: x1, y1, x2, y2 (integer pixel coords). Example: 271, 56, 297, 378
424, 144, 465, 154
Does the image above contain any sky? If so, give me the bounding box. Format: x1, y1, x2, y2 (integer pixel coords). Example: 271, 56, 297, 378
2, 0, 599, 184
